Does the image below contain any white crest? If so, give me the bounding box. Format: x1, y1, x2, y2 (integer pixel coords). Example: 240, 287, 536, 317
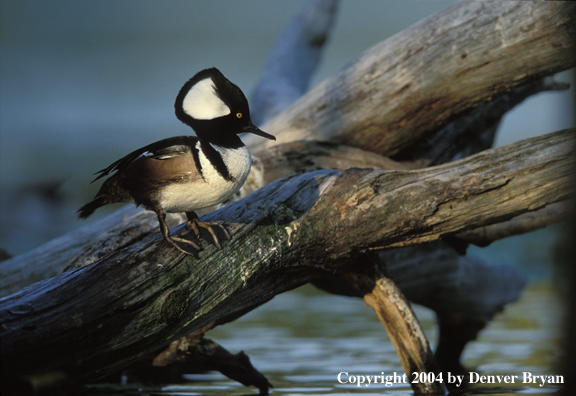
182, 77, 231, 120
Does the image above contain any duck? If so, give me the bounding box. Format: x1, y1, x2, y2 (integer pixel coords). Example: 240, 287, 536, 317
78, 67, 276, 254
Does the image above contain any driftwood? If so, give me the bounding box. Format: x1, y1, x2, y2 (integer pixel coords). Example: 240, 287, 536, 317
1, 128, 574, 392
454, 200, 573, 247
0, 207, 183, 298
1, 0, 573, 297
1, 1, 575, 394
245, 1, 576, 156
103, 325, 273, 393
251, 0, 339, 125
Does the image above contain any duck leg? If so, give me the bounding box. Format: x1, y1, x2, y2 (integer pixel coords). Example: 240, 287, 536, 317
156, 211, 201, 254
184, 211, 231, 249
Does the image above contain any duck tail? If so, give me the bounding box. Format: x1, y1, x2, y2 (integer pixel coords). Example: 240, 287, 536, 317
77, 197, 107, 219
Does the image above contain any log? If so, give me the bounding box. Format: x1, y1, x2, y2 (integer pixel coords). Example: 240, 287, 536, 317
250, 0, 339, 125
453, 200, 573, 247
397, 77, 571, 164
0, 1, 574, 393
0, 207, 184, 298
363, 278, 440, 393
1, 129, 573, 392
1, 0, 573, 297
245, 1, 576, 156
249, 140, 572, 248
142, 333, 272, 394
64, 137, 531, 389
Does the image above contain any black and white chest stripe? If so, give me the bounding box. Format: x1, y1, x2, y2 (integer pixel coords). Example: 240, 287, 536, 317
197, 140, 251, 184
198, 140, 239, 182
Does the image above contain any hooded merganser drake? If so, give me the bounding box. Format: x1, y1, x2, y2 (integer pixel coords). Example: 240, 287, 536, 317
78, 67, 276, 254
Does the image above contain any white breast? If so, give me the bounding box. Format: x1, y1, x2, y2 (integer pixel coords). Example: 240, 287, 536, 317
159, 142, 251, 214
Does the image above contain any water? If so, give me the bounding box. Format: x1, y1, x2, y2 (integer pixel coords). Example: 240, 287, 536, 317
83, 282, 564, 396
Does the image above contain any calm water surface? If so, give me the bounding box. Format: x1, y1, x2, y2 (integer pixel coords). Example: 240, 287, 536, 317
85, 282, 564, 396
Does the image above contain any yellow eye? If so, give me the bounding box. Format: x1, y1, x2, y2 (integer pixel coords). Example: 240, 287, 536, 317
236, 112, 242, 119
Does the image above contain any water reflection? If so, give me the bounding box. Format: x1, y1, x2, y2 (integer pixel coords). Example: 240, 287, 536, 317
85, 282, 562, 396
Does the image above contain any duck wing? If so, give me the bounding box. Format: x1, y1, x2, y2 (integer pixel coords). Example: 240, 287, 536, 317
92, 136, 199, 182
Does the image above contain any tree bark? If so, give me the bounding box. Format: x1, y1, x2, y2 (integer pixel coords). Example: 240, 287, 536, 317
1, 128, 573, 391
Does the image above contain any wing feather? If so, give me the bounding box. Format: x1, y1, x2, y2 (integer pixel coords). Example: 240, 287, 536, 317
92, 136, 198, 182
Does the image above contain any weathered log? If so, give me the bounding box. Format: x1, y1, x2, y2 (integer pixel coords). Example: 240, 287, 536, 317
0, 207, 184, 298
2, 0, 572, 392
453, 200, 573, 247
1, 0, 573, 297
0, 136, 562, 392
132, 333, 273, 395
245, 1, 576, 156
248, 139, 572, 248
77, 138, 529, 387
251, 0, 339, 125
0, 137, 564, 392
1, 129, 573, 393
363, 277, 440, 392
396, 77, 571, 164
